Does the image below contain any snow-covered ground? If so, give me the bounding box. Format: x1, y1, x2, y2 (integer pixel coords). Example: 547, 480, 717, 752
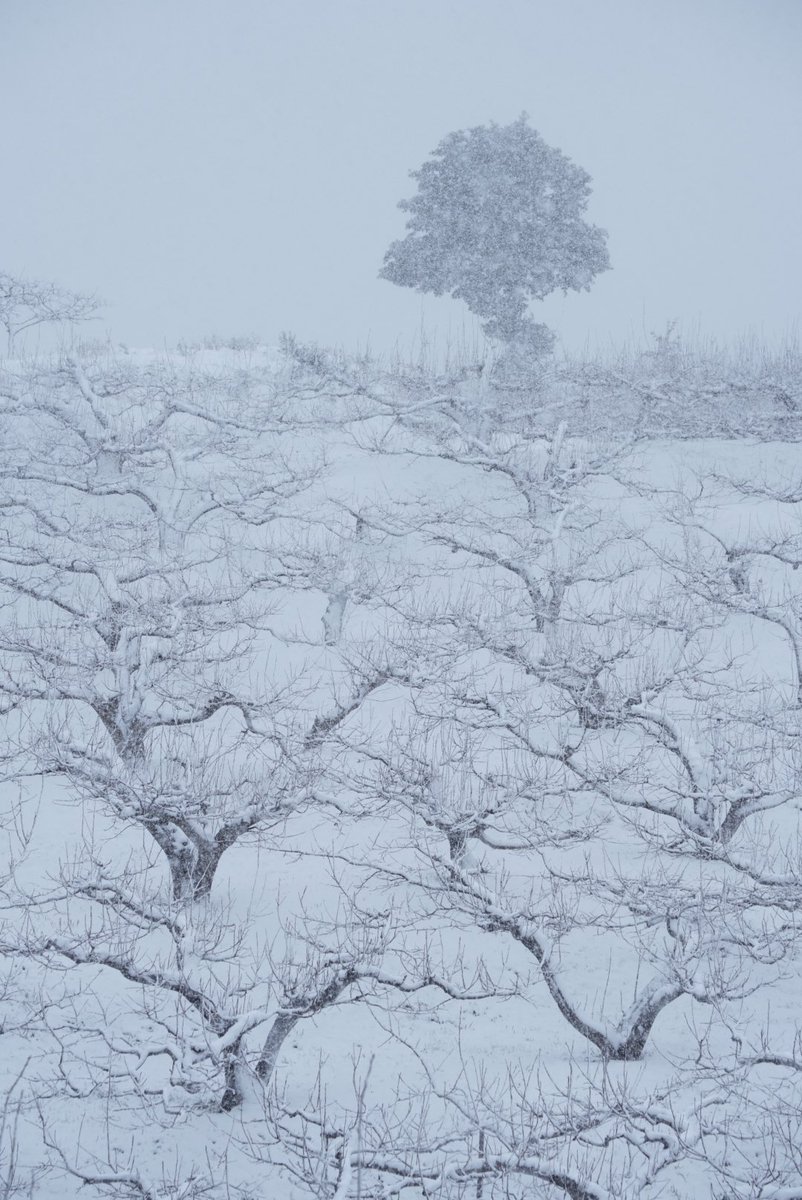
2, 340, 802, 1199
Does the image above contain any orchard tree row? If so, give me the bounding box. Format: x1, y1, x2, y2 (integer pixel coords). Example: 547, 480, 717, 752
1, 337, 802, 1199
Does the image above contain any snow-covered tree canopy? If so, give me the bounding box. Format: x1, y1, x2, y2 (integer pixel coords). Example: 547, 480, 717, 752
380, 114, 611, 344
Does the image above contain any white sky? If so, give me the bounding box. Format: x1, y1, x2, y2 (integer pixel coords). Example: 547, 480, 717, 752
2, 0, 800, 357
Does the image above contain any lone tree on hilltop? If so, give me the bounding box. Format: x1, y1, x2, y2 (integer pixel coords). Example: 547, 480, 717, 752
380, 115, 610, 355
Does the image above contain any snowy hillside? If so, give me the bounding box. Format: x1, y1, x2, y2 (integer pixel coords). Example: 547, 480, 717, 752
2, 337, 802, 1200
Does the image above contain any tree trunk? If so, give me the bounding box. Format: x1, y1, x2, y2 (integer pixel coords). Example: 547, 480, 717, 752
169, 837, 225, 902
220, 1042, 244, 1111
145, 824, 226, 903
255, 1011, 300, 1084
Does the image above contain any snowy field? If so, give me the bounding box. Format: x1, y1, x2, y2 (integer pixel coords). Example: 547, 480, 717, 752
2, 338, 802, 1199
